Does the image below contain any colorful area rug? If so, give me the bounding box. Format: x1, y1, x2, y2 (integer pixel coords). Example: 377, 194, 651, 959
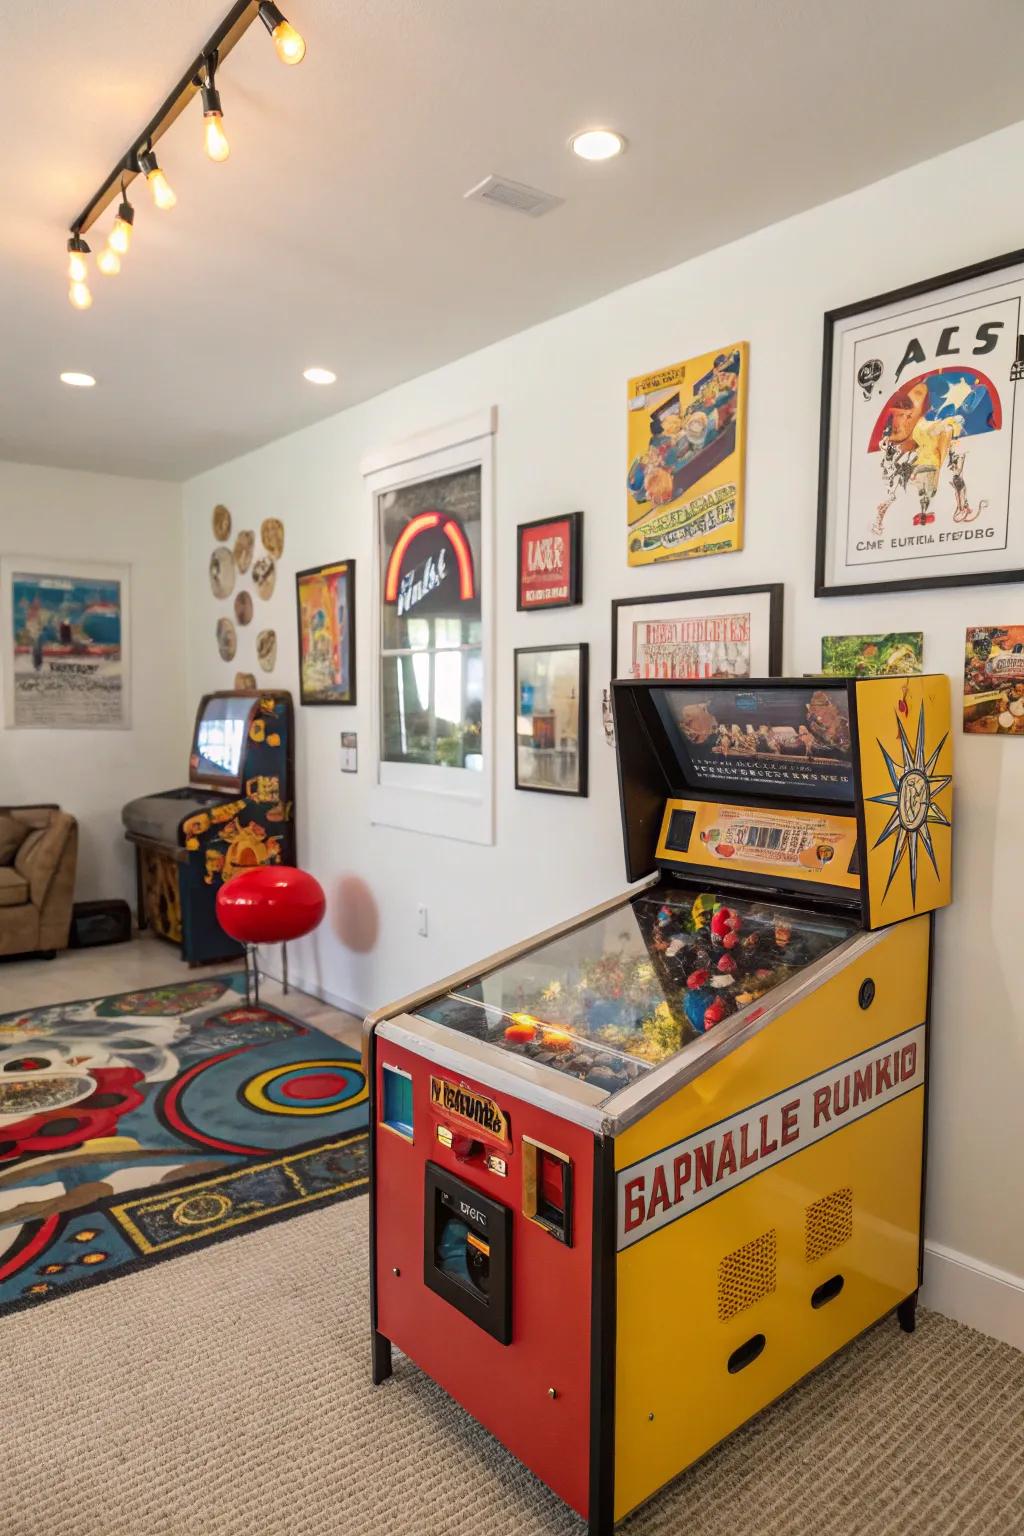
0, 974, 368, 1315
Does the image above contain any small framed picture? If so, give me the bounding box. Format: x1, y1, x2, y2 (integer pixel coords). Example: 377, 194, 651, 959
516, 512, 582, 611
295, 560, 356, 705
816, 248, 1024, 596
610, 583, 782, 680
514, 644, 588, 796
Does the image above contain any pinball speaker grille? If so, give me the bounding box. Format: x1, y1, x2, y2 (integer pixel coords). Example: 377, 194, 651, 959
717, 1229, 777, 1321
805, 1186, 854, 1264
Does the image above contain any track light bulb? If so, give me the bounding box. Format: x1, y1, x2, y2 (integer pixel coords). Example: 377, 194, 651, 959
138, 150, 176, 210
97, 245, 121, 276
259, 4, 306, 64
272, 20, 305, 63
147, 166, 177, 209
204, 112, 230, 162
66, 234, 90, 284
109, 198, 135, 255
68, 281, 93, 310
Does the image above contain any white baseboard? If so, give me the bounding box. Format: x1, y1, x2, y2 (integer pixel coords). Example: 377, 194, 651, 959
922, 1240, 1024, 1351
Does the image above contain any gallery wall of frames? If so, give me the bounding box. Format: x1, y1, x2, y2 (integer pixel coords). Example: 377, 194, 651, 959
177, 121, 1024, 1303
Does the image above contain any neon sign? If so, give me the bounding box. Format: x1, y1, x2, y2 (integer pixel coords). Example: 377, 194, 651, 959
384, 511, 475, 611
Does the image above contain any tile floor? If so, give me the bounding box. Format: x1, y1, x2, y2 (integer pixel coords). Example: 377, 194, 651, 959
0, 932, 363, 1050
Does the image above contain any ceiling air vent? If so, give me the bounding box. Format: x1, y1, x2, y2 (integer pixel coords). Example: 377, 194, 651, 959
463, 174, 563, 218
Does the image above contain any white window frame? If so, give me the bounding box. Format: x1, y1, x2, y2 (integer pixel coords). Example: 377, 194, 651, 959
363, 406, 496, 845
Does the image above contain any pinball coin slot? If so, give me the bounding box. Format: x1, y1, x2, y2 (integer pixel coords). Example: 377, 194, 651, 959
522, 1136, 573, 1247
727, 1333, 766, 1374
811, 1274, 845, 1309
423, 1162, 512, 1344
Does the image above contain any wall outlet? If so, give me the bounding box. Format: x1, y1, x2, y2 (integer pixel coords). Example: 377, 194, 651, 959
416, 904, 428, 937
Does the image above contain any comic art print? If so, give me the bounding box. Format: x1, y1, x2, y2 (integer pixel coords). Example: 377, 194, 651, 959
817, 252, 1024, 594
626, 343, 748, 566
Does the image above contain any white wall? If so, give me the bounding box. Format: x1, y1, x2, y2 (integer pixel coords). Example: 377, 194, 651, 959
0, 460, 186, 906
183, 122, 1024, 1332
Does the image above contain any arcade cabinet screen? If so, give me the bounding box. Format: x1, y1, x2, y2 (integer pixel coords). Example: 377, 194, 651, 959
652, 685, 855, 803
192, 696, 252, 782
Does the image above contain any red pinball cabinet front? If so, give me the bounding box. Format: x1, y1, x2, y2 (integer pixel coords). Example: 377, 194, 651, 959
369, 1028, 599, 1519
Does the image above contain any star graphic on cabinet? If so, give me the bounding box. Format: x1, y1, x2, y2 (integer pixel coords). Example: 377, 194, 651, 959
868, 706, 951, 905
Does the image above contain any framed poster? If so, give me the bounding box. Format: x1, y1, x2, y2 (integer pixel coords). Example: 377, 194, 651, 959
963, 624, 1024, 733
516, 511, 582, 610
1, 556, 130, 729
295, 560, 356, 705
610, 584, 782, 682
820, 632, 923, 677
816, 249, 1024, 596
626, 343, 748, 566
514, 644, 588, 796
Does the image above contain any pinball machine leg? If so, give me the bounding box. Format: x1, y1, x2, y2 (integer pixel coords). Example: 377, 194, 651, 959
897, 1289, 919, 1334
371, 1330, 393, 1385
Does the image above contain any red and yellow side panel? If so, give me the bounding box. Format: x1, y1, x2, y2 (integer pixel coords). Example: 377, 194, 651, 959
612, 916, 929, 1522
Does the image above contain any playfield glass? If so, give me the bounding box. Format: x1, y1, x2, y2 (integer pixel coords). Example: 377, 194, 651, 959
417, 888, 857, 1096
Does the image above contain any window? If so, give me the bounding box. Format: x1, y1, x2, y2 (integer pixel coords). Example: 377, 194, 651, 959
363, 408, 496, 844
379, 466, 483, 772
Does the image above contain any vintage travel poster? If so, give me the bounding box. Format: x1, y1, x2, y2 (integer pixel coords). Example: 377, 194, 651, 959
626, 342, 748, 567
1, 558, 129, 729
963, 624, 1024, 734
818, 255, 1024, 593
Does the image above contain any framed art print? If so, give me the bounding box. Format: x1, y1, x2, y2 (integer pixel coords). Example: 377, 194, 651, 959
514, 643, 588, 796
295, 560, 356, 705
816, 248, 1024, 596
626, 343, 748, 567
516, 511, 582, 610
1, 556, 131, 729
610, 584, 782, 681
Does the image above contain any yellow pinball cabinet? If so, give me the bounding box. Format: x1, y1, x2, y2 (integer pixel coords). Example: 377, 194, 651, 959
366, 674, 953, 1533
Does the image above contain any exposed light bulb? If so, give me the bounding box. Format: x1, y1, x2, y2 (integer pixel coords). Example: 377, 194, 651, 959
67, 248, 88, 284
272, 20, 305, 63
109, 197, 135, 255
204, 112, 230, 162
97, 245, 121, 276
147, 166, 177, 210
68, 281, 93, 310
259, 4, 306, 64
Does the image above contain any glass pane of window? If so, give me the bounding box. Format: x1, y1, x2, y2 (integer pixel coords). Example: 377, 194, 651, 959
379, 467, 482, 654
382, 648, 483, 769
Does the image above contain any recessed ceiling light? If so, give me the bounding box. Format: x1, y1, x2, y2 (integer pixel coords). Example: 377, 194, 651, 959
60, 372, 96, 388
569, 128, 626, 162
303, 366, 336, 385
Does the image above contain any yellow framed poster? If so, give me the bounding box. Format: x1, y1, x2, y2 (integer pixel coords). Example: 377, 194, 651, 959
626, 342, 748, 566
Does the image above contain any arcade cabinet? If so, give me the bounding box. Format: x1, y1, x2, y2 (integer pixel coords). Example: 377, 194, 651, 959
122, 690, 295, 965
364, 674, 953, 1533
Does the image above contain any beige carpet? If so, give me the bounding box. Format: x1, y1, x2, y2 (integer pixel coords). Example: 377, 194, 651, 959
3, 1199, 1023, 1536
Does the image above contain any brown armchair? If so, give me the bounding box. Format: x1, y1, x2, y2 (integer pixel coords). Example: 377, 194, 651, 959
0, 804, 78, 959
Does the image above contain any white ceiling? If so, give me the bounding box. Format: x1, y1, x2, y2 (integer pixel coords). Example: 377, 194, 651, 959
4, 0, 1024, 481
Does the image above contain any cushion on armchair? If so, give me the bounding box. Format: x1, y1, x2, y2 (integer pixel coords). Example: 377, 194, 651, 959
14, 813, 74, 910
0, 814, 28, 866
0, 867, 29, 907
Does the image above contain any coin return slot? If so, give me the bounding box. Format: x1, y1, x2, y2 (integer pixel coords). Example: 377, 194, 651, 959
811, 1274, 845, 1309
423, 1161, 512, 1344
727, 1333, 766, 1374
522, 1137, 573, 1247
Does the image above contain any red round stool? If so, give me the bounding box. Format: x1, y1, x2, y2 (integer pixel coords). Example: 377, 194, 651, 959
216, 866, 326, 1005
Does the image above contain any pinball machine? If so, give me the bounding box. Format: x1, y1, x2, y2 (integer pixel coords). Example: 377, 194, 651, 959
364, 674, 953, 1533
122, 690, 295, 966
